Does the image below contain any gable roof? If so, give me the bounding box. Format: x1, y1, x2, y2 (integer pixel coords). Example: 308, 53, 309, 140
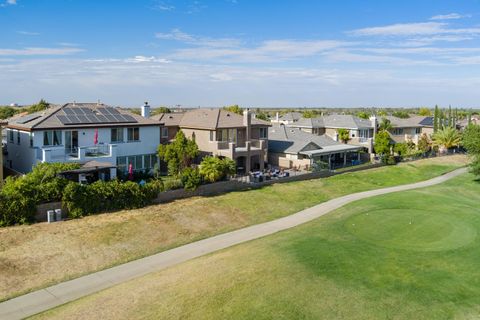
7, 103, 158, 131
268, 124, 342, 154
385, 116, 427, 128
153, 109, 270, 130
291, 117, 325, 128
322, 114, 373, 129
152, 112, 184, 126
277, 112, 302, 122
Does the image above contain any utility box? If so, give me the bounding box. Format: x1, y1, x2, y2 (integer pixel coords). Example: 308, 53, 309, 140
47, 210, 55, 223
55, 209, 62, 221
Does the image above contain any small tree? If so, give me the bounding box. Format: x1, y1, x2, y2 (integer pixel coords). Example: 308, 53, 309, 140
158, 130, 199, 177
378, 118, 393, 132
374, 131, 392, 157
418, 107, 432, 116
223, 105, 243, 115
433, 105, 439, 133
337, 128, 350, 144
356, 111, 370, 119
393, 142, 408, 156
27, 99, 50, 114
417, 133, 431, 154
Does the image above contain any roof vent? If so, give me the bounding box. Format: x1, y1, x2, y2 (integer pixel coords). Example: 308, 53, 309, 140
226, 113, 230, 117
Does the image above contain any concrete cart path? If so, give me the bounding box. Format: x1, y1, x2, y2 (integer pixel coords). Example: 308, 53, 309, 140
0, 167, 467, 319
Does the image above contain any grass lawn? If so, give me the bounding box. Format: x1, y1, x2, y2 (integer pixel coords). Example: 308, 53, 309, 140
0, 155, 468, 302
32, 171, 480, 320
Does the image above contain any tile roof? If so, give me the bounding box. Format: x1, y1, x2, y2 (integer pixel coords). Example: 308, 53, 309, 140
268, 124, 343, 154
7, 103, 158, 131
153, 109, 270, 130
384, 115, 427, 128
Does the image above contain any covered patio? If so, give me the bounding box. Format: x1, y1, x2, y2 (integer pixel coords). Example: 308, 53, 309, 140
300, 145, 364, 170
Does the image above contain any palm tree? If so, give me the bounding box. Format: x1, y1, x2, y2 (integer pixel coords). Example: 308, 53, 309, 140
378, 118, 393, 132
432, 127, 461, 152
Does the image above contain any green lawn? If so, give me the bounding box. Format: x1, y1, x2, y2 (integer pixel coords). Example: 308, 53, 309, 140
0, 156, 467, 302
32, 171, 480, 320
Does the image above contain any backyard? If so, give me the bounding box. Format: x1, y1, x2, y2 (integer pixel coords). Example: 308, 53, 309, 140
0, 155, 468, 302
31, 170, 480, 320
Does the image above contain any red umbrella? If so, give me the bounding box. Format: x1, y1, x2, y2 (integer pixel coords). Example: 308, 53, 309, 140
128, 163, 134, 180
94, 128, 98, 145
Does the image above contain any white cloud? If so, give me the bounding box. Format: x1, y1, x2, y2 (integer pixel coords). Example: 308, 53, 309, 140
0, 0, 16, 7
153, 1, 174, 11
0, 47, 84, 56
351, 22, 448, 36
430, 13, 469, 20
17, 31, 40, 36
125, 55, 171, 63
155, 28, 241, 48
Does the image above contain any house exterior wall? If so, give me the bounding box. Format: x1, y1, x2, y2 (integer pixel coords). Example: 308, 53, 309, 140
6, 125, 160, 174
422, 127, 434, 137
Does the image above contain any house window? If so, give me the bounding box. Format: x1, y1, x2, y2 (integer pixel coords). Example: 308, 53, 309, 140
415, 128, 421, 134
17, 131, 20, 145
143, 154, 158, 170
161, 127, 169, 139
43, 130, 62, 146
117, 156, 127, 173
8, 129, 14, 143
217, 129, 237, 142
392, 128, 404, 135
30, 133, 33, 147
127, 127, 140, 141
111, 128, 124, 143
259, 127, 268, 139
209, 131, 214, 141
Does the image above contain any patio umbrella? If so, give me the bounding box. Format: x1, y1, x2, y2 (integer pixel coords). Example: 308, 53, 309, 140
128, 163, 134, 180
94, 128, 98, 145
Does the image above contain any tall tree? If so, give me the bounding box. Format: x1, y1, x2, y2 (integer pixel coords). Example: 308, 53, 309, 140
158, 130, 199, 177
378, 118, 393, 132
374, 131, 392, 156
463, 125, 480, 177
433, 105, 439, 133
448, 105, 452, 127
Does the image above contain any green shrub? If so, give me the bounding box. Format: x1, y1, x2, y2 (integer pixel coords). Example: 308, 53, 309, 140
62, 179, 163, 218
199, 156, 236, 183
163, 178, 183, 190
181, 167, 202, 191
0, 162, 80, 226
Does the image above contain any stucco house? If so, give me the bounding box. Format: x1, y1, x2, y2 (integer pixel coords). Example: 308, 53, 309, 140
268, 124, 364, 170
154, 109, 271, 174
4, 102, 160, 179
287, 114, 376, 152
384, 116, 426, 144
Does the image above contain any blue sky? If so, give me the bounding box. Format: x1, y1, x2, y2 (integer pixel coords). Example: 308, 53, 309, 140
1, 0, 480, 108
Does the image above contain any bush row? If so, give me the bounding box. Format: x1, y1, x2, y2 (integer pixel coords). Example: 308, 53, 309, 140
62, 179, 163, 218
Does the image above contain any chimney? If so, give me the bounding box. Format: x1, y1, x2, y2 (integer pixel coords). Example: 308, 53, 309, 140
141, 101, 151, 118
276, 112, 279, 122
369, 115, 377, 138
243, 108, 252, 141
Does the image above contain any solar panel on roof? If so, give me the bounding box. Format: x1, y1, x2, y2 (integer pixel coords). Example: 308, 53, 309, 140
76, 115, 90, 123
106, 107, 120, 115
56, 115, 72, 124
80, 107, 94, 114
121, 114, 137, 122
105, 115, 117, 122
63, 108, 74, 115
16, 114, 41, 124
96, 115, 108, 122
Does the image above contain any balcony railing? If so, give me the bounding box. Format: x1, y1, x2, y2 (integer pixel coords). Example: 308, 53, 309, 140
36, 144, 116, 163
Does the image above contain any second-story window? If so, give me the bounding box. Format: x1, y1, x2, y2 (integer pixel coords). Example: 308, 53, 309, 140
415, 128, 421, 134
111, 128, 124, 143
127, 127, 140, 142
259, 127, 268, 139
30, 133, 34, 147
8, 129, 14, 143
16, 131, 20, 145
392, 128, 404, 135
161, 127, 169, 139
43, 130, 62, 146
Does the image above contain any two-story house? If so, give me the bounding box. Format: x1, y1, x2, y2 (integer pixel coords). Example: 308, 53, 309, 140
384, 116, 426, 145
154, 109, 270, 174
5, 102, 160, 178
